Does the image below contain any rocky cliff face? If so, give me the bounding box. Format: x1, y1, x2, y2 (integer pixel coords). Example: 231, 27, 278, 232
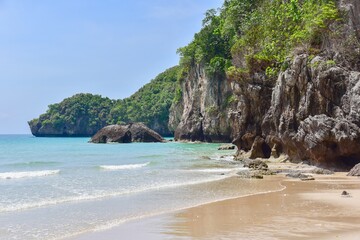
170, 0, 360, 168
259, 0, 360, 169
259, 53, 360, 168
168, 64, 235, 142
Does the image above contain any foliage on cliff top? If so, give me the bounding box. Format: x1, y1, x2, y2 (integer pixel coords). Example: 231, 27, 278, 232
29, 66, 180, 135
29, 93, 114, 131
177, 0, 340, 81
109, 66, 180, 130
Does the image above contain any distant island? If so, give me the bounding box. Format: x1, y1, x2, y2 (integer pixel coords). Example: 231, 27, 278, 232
29, 0, 360, 170
28, 66, 180, 137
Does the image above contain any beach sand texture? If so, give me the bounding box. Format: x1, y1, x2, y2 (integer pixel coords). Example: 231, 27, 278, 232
73, 173, 360, 240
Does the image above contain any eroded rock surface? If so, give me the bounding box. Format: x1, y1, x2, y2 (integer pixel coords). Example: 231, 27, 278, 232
90, 123, 164, 143
347, 163, 360, 176
169, 1, 360, 169
169, 65, 234, 142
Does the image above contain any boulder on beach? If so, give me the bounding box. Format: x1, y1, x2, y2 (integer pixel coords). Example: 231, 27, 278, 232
90, 123, 164, 143
243, 159, 269, 171
347, 163, 360, 176
286, 171, 314, 180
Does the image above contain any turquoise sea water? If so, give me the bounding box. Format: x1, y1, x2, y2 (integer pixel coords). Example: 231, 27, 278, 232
0, 135, 248, 239
0, 135, 249, 239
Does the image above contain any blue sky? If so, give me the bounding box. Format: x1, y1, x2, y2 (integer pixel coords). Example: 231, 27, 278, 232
0, 0, 223, 134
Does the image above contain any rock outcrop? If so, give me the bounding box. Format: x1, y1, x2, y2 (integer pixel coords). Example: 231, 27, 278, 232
347, 163, 360, 176
170, 0, 360, 169
168, 65, 234, 142
90, 123, 164, 143
218, 144, 236, 150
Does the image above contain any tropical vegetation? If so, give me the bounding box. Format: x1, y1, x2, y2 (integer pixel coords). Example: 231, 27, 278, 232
29, 66, 180, 136
177, 0, 340, 82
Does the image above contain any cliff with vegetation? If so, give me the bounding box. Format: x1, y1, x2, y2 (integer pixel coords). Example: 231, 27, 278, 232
169, 0, 360, 168
29, 0, 360, 169
28, 66, 180, 137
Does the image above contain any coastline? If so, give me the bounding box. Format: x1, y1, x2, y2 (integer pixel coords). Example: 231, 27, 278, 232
70, 171, 360, 240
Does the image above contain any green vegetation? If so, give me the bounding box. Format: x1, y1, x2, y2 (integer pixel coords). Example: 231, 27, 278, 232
177, 0, 259, 77
109, 66, 180, 131
177, 0, 340, 83
29, 66, 180, 136
29, 93, 113, 132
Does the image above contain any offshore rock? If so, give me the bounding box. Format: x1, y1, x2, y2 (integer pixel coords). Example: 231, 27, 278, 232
218, 144, 236, 150
90, 123, 164, 143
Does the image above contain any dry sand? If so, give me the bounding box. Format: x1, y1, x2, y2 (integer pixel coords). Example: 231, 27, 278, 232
72, 171, 360, 240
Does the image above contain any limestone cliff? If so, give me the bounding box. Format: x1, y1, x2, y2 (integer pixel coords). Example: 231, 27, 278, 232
169, 64, 235, 142
258, 0, 360, 168
170, 0, 360, 168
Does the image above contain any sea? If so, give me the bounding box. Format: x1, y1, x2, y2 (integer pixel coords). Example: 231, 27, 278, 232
0, 135, 277, 239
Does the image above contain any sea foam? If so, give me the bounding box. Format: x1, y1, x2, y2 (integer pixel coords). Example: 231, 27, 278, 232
191, 168, 235, 173
99, 162, 150, 170
0, 173, 229, 213
0, 170, 60, 179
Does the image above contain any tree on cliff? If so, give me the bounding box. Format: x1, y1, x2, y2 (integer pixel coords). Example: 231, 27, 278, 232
177, 0, 339, 82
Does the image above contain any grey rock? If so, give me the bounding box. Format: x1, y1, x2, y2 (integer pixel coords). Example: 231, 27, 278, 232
236, 170, 264, 179
168, 64, 234, 142
300, 177, 315, 181
243, 159, 269, 171
342, 190, 350, 196
286, 171, 313, 179
311, 168, 334, 175
251, 174, 264, 179
249, 137, 271, 159
347, 163, 360, 176
341, 190, 352, 197
218, 144, 236, 150
169, 64, 235, 142
90, 123, 164, 143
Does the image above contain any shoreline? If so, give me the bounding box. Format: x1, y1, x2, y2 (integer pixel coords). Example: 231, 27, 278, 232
71, 171, 360, 240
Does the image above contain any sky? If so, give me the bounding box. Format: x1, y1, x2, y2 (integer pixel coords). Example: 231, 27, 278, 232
0, 0, 223, 134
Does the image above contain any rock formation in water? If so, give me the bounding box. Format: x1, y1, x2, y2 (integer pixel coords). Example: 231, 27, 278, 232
90, 123, 164, 143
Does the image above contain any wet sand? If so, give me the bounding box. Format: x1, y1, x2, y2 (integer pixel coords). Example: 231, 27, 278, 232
72, 172, 360, 240
167, 173, 360, 240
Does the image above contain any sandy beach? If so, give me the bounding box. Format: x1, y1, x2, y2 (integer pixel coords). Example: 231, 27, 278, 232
72, 170, 360, 240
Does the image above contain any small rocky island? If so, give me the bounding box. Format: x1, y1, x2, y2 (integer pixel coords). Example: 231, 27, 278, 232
90, 123, 164, 143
